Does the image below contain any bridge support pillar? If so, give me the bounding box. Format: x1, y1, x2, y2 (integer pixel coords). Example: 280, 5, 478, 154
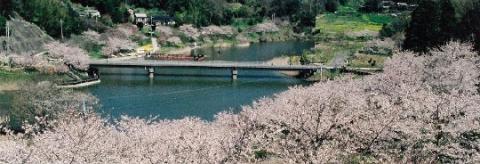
320, 67, 323, 81
231, 67, 238, 80
147, 67, 155, 79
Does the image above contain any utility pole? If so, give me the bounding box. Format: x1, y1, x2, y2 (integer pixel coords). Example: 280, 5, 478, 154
82, 97, 87, 113
60, 19, 64, 41
5, 21, 10, 67
5, 21, 10, 56
150, 15, 152, 31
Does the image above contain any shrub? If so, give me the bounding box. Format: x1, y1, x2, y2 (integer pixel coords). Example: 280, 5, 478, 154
361, 0, 382, 12
380, 15, 410, 38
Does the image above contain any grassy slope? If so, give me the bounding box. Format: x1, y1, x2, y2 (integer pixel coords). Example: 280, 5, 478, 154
305, 6, 392, 67
0, 69, 36, 82
317, 14, 386, 34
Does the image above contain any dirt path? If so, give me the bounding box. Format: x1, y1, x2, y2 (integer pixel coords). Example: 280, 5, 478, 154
151, 38, 159, 52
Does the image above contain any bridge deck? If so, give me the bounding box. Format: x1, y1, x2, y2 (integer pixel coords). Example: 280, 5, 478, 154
89, 60, 334, 71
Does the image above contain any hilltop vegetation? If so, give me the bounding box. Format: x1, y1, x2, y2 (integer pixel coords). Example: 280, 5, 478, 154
295, 5, 398, 78
404, 0, 480, 52
0, 0, 360, 39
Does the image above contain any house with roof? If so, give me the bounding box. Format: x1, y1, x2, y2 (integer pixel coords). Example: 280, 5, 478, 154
381, 1, 395, 10
86, 9, 101, 18
134, 13, 148, 25
77, 6, 101, 18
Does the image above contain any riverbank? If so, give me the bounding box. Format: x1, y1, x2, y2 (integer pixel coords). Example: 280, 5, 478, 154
0, 68, 83, 91
0, 69, 33, 91
267, 57, 300, 77
154, 21, 310, 56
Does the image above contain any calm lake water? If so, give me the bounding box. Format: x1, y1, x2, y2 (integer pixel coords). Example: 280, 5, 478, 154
87, 41, 316, 120
90, 41, 314, 120
199, 41, 315, 61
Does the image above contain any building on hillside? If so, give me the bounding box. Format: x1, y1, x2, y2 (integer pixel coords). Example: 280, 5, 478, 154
134, 13, 148, 25
381, 1, 395, 10
86, 9, 101, 18
77, 7, 101, 18
151, 16, 176, 26
396, 2, 409, 10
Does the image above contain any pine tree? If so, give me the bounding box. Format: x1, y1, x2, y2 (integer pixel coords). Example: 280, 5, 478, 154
0, 16, 5, 36
0, 0, 13, 16
438, 0, 458, 44
363, 0, 382, 12
403, 0, 442, 52
460, 3, 480, 52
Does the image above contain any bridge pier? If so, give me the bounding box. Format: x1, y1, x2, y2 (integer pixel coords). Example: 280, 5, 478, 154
320, 67, 323, 81
147, 67, 155, 79
231, 67, 238, 80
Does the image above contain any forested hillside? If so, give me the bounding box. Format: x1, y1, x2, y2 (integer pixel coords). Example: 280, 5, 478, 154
404, 0, 480, 52
0, 0, 86, 38
0, 0, 415, 38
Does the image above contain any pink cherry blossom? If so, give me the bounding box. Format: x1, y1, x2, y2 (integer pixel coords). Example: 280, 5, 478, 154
0, 42, 479, 163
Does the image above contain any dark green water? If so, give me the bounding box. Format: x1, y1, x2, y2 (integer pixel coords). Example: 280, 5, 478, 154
199, 41, 315, 61
0, 92, 12, 116
89, 41, 315, 120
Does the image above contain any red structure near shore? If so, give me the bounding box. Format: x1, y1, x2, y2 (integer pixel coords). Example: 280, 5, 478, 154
150, 54, 206, 61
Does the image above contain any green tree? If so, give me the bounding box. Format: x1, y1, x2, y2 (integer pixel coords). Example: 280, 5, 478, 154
6, 0, 87, 38
380, 14, 410, 37
325, 0, 339, 12
71, 0, 127, 23
403, 0, 441, 52
0, 0, 13, 17
362, 0, 382, 12
0, 16, 5, 36
438, 0, 457, 44
459, 3, 480, 52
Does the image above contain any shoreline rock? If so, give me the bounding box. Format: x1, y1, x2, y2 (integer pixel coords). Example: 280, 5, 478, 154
235, 42, 251, 47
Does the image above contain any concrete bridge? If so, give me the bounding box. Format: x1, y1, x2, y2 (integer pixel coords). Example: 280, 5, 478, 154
89, 60, 381, 79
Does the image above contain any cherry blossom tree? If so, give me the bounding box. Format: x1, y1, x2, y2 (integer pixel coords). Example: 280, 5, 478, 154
100, 24, 139, 41
44, 42, 90, 71
9, 54, 37, 68
101, 37, 136, 57
81, 30, 103, 44
0, 42, 479, 163
0, 52, 7, 65
116, 24, 138, 37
